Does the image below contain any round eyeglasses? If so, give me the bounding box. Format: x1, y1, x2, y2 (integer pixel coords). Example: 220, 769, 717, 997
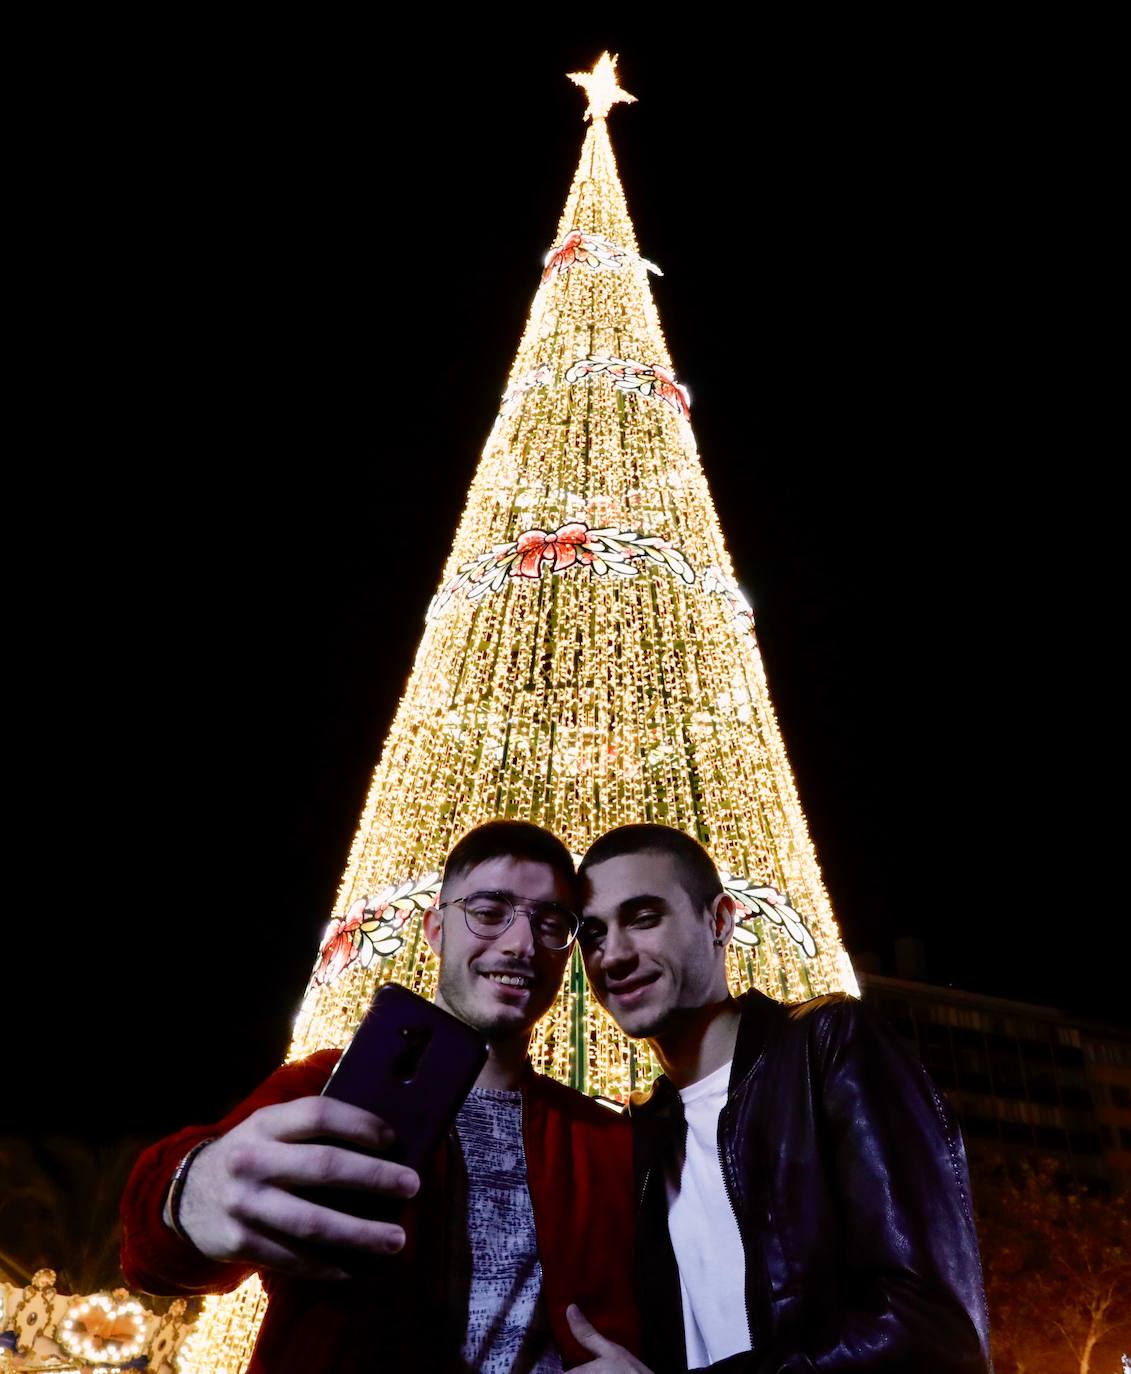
436, 890, 580, 951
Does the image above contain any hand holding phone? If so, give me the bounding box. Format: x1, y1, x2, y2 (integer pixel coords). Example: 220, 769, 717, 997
315, 982, 489, 1216
172, 1094, 420, 1281
171, 985, 485, 1280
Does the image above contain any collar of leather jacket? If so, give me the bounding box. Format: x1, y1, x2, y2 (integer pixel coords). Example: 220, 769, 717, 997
629, 986, 785, 1117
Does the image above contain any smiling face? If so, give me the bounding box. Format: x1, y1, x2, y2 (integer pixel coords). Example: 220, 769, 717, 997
423, 855, 574, 1044
578, 850, 732, 1040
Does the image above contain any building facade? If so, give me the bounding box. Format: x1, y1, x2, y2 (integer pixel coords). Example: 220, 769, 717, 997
858, 972, 1131, 1193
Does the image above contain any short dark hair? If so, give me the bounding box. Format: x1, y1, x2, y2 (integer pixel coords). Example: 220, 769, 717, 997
442, 820, 576, 896
579, 824, 722, 912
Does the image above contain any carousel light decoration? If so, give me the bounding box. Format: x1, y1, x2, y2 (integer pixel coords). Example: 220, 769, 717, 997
57, 1294, 146, 1368
0, 1271, 191, 1372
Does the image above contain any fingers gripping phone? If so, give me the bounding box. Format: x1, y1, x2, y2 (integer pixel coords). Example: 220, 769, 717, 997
316, 983, 488, 1219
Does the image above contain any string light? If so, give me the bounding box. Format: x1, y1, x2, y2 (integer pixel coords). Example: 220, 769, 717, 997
180, 60, 857, 1372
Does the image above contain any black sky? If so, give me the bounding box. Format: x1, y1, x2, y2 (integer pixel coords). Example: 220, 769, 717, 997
11, 26, 1106, 1141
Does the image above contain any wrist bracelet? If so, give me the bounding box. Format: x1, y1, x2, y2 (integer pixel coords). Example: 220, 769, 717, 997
166, 1137, 217, 1245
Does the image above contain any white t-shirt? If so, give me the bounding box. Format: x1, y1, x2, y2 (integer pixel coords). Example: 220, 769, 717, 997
664, 1058, 749, 1369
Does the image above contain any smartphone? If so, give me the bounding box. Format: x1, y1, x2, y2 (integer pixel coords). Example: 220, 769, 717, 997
314, 982, 488, 1219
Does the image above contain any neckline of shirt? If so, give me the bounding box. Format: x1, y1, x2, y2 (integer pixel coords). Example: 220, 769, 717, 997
677, 1057, 733, 1105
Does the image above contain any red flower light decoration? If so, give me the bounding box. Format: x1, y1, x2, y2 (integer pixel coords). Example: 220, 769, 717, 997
427, 521, 695, 620
513, 522, 595, 578
649, 364, 691, 420
542, 228, 589, 281
313, 897, 381, 985
542, 228, 660, 283
311, 874, 442, 986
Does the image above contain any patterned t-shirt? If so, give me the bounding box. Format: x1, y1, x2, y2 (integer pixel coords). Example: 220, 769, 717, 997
453, 1087, 563, 1374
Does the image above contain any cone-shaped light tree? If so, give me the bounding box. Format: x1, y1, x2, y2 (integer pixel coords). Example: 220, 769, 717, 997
179, 54, 858, 1374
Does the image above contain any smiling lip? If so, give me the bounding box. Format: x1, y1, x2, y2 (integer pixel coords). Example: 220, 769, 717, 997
480, 970, 534, 995
606, 973, 660, 1005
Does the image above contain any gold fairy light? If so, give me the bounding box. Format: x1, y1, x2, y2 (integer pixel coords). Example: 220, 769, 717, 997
179, 62, 858, 1372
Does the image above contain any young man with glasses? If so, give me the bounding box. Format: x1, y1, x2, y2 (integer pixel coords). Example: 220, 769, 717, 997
120, 821, 640, 1373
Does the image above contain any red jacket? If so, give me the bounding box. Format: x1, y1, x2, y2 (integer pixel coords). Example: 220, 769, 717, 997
121, 1049, 640, 1372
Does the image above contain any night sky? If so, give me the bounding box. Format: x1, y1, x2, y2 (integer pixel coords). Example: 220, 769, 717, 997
13, 28, 1101, 1144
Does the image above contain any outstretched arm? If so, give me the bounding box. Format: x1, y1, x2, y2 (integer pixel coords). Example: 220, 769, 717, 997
120, 1049, 417, 1294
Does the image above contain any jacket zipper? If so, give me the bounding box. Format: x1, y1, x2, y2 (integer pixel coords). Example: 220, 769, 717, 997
716, 1105, 755, 1350
645, 1100, 755, 1353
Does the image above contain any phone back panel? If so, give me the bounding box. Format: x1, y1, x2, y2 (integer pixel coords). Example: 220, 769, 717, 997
321, 982, 488, 1173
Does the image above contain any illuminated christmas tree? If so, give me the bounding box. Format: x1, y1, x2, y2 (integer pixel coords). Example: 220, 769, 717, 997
179, 53, 859, 1373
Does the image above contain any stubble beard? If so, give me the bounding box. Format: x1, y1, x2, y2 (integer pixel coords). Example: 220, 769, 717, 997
615, 1006, 675, 1042
438, 959, 536, 1042
600, 978, 687, 1044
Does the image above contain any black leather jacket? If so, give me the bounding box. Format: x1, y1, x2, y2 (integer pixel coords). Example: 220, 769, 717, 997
631, 989, 992, 1374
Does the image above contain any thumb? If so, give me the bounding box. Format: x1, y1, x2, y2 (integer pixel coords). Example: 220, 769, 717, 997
566, 1303, 614, 1356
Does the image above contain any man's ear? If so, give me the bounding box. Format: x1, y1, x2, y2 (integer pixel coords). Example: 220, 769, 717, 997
710, 892, 737, 948
423, 904, 444, 957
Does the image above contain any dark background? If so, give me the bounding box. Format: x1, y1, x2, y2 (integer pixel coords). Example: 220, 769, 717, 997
9, 22, 1108, 1145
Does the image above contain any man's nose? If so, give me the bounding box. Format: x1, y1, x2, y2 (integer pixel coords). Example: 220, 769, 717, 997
601, 925, 636, 972
498, 909, 538, 959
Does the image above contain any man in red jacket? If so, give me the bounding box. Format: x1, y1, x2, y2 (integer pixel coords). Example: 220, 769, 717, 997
121, 821, 640, 1373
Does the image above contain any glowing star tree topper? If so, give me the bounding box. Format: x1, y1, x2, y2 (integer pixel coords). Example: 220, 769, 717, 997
567, 51, 636, 122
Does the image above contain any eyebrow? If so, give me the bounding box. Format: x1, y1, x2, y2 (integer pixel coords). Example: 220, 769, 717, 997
583, 894, 669, 922
468, 889, 569, 906
621, 894, 667, 911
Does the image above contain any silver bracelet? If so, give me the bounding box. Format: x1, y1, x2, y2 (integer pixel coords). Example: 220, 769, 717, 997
166, 1137, 217, 1245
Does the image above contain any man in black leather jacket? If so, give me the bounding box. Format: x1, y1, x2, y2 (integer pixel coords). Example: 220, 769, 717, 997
573, 824, 992, 1374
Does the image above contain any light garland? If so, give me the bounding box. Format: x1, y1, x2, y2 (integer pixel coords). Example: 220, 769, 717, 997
426, 521, 695, 620
311, 867, 817, 994
565, 354, 691, 418
179, 54, 858, 1373
311, 872, 441, 981
542, 228, 661, 282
